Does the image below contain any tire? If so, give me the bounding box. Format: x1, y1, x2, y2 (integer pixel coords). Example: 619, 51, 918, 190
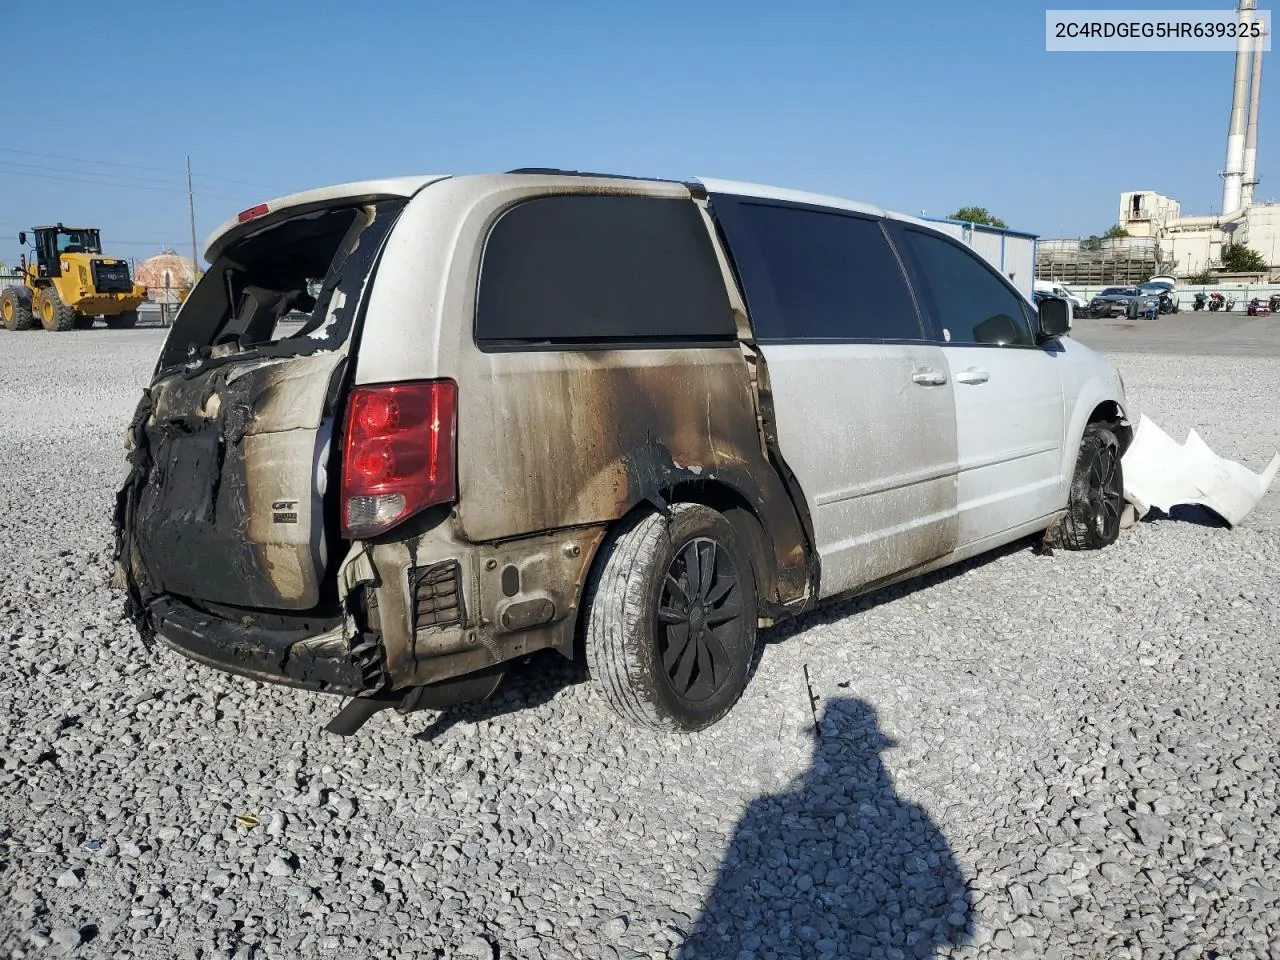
105, 310, 139, 330
584, 502, 758, 731
1, 286, 36, 331
37, 287, 76, 331
73, 314, 96, 330
1051, 424, 1124, 550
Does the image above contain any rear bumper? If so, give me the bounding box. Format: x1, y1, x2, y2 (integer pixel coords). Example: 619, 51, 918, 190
147, 596, 379, 696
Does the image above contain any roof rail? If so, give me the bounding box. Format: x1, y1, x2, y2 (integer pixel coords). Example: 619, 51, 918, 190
503, 167, 705, 197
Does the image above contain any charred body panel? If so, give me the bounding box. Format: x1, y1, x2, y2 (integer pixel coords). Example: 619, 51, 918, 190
356, 176, 815, 616
130, 351, 344, 611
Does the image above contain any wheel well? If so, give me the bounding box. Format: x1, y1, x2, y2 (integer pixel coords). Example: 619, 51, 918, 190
1088, 401, 1133, 453
664, 480, 773, 613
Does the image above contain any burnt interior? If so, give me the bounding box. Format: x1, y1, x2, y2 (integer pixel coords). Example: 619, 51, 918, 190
155, 201, 404, 373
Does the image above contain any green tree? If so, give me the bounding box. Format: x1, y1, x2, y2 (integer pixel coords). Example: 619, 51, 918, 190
1220, 243, 1268, 273
1186, 268, 1214, 285
1103, 225, 1130, 239
949, 206, 1008, 228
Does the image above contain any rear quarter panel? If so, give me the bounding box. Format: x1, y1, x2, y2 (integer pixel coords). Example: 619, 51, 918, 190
352, 175, 811, 606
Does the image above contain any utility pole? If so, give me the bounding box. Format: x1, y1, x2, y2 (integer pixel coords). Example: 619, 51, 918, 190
186, 155, 200, 282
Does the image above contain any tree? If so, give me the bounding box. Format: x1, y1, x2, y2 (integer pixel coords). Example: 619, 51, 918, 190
1220, 243, 1268, 273
1186, 268, 1214, 285
949, 206, 1007, 228
1103, 225, 1130, 239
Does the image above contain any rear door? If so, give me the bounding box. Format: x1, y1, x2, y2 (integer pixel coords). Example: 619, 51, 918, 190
711, 195, 960, 600
893, 224, 1066, 548
127, 199, 406, 611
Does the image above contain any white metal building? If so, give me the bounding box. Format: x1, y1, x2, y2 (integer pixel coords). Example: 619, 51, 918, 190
921, 217, 1038, 301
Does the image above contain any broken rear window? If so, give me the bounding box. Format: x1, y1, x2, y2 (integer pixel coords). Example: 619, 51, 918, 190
156, 200, 406, 373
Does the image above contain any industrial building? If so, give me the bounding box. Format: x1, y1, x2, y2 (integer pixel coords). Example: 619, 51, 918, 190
1039, 0, 1277, 285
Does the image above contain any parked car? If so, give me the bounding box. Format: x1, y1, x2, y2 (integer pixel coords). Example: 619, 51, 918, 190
1137, 281, 1179, 314
1087, 286, 1158, 318
1033, 279, 1085, 315
112, 171, 1132, 735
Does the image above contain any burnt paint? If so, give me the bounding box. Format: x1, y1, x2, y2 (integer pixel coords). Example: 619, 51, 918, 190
454, 348, 811, 611
122, 353, 344, 613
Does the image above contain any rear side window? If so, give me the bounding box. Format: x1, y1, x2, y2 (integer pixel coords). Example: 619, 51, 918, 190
476, 194, 735, 346
727, 203, 923, 341
902, 229, 1034, 347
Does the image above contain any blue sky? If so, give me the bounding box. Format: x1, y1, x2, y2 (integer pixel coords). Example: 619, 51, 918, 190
1, 0, 1269, 267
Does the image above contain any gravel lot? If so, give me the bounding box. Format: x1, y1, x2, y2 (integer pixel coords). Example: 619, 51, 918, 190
1, 324, 1278, 960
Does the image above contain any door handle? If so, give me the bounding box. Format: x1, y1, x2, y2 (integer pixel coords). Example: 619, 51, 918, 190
912, 369, 948, 386
955, 368, 990, 385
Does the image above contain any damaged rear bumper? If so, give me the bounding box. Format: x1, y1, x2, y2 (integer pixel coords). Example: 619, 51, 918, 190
147, 596, 382, 697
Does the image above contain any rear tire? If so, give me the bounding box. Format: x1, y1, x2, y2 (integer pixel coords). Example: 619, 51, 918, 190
584, 503, 758, 731
74, 314, 96, 330
1052, 424, 1124, 550
106, 310, 139, 329
37, 287, 76, 331
1, 286, 35, 331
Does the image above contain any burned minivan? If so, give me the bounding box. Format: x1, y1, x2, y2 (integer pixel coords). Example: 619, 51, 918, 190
114, 171, 1132, 735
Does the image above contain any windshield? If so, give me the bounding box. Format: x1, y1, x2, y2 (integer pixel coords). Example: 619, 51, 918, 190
156, 200, 405, 373
1099, 288, 1128, 296
55, 228, 101, 254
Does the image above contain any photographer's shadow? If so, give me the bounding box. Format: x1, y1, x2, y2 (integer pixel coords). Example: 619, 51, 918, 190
681, 698, 972, 959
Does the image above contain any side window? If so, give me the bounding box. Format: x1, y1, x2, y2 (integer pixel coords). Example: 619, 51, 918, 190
902, 229, 1034, 347
475, 194, 735, 345
733, 203, 923, 341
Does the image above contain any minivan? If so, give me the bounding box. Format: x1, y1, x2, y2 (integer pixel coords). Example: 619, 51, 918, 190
113, 170, 1131, 735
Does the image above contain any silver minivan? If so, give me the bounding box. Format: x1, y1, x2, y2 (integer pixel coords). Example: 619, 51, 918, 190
114, 170, 1130, 735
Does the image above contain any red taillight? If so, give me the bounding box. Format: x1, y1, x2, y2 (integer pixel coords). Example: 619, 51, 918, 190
340, 381, 458, 539
237, 203, 269, 223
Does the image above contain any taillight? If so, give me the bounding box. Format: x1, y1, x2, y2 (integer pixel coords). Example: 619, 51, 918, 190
341, 381, 458, 539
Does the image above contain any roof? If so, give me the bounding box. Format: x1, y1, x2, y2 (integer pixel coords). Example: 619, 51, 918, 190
200, 169, 1038, 262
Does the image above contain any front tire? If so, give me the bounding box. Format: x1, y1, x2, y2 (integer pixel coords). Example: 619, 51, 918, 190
1052, 425, 1124, 550
1, 286, 36, 331
37, 288, 76, 331
584, 503, 758, 731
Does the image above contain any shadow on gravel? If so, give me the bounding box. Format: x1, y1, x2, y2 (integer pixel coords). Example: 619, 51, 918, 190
680, 698, 972, 959
412, 651, 587, 741
1141, 504, 1231, 528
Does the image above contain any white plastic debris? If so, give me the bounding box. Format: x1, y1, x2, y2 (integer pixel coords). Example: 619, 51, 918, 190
1122, 414, 1280, 527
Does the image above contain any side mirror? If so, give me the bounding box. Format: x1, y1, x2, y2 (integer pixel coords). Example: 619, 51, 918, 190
1037, 296, 1071, 340
17, 231, 25, 246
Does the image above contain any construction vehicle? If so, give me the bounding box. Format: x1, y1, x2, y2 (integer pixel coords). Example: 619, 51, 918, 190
1, 224, 147, 332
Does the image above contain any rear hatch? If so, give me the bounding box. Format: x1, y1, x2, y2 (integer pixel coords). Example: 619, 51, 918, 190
120, 197, 407, 613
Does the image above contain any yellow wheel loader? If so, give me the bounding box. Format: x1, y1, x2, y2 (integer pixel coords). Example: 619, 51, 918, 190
0, 224, 147, 332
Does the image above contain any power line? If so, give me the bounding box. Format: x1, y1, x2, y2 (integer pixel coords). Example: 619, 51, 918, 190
0, 147, 175, 175
0, 165, 253, 204
0, 158, 183, 188
0, 147, 283, 195
0, 165, 177, 194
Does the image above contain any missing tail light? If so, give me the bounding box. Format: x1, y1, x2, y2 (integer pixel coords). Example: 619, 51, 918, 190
341, 381, 458, 539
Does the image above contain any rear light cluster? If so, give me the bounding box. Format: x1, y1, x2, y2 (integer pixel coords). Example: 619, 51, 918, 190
340, 381, 458, 539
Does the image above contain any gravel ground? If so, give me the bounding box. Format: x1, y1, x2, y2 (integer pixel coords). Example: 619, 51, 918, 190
1, 327, 1278, 960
